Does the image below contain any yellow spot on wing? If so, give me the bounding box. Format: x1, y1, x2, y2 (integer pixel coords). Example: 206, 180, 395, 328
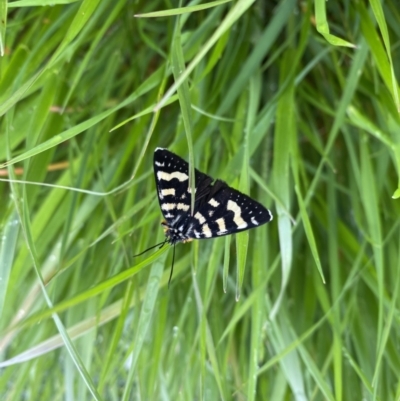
161, 188, 176, 196
162, 203, 190, 211
157, 171, 188, 181
195, 212, 206, 224
208, 198, 220, 207
227, 200, 247, 229
216, 218, 227, 234
202, 223, 212, 238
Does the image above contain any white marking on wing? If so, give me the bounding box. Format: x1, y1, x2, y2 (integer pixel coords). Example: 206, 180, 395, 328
194, 229, 201, 238
194, 212, 205, 224
227, 200, 248, 229
251, 216, 259, 225
216, 218, 227, 235
170, 215, 180, 226
161, 188, 175, 196
186, 224, 193, 236
157, 171, 188, 182
161, 203, 177, 211
202, 223, 212, 238
177, 203, 190, 211
208, 198, 220, 207
155, 161, 165, 167
161, 203, 189, 212
165, 213, 174, 218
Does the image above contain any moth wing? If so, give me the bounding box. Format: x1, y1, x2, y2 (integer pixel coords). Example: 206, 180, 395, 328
154, 148, 213, 227
190, 181, 273, 239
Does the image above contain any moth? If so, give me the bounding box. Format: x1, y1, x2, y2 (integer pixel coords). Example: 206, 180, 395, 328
135, 148, 273, 283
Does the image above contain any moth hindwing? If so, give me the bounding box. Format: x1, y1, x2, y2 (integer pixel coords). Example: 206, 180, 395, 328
154, 148, 273, 245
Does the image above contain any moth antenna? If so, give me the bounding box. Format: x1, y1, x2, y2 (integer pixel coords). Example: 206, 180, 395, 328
132, 240, 167, 257
168, 243, 176, 288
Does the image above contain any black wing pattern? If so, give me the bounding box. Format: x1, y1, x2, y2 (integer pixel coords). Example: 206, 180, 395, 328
154, 147, 273, 244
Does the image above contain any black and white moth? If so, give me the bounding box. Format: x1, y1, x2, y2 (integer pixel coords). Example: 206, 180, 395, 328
154, 147, 272, 242
135, 148, 273, 283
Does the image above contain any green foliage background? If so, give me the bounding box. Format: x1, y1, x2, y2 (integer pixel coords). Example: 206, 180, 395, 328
1, 0, 400, 400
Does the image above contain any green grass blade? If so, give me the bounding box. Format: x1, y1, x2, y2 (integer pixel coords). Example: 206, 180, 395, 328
0, 210, 19, 319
